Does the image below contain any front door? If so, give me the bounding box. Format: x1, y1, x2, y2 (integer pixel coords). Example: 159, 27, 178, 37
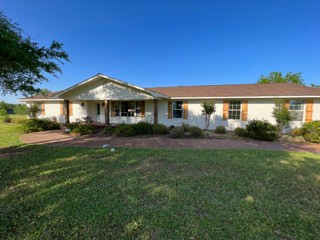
96, 103, 101, 123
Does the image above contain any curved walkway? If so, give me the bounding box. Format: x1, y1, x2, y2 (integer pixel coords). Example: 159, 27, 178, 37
20, 130, 320, 153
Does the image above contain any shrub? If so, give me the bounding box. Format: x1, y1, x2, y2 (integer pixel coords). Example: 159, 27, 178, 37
14, 104, 28, 115
10, 116, 27, 124
289, 128, 303, 137
21, 118, 60, 133
71, 124, 95, 135
113, 124, 137, 137
180, 123, 189, 132
169, 126, 185, 138
65, 122, 81, 131
215, 126, 226, 134
132, 121, 153, 135
152, 124, 169, 135
27, 104, 40, 118
187, 126, 204, 137
301, 121, 320, 143
103, 125, 116, 135
245, 120, 278, 141
1, 115, 12, 123
234, 127, 248, 137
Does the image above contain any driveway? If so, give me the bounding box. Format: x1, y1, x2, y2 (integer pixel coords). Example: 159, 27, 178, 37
19, 130, 320, 153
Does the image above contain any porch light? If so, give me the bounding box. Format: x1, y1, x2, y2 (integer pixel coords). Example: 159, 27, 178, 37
81, 102, 85, 106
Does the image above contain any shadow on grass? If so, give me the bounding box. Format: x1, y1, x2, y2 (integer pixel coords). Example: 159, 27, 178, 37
0, 147, 320, 239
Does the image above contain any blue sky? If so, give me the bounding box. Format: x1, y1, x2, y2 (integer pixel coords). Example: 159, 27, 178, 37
1, 0, 320, 103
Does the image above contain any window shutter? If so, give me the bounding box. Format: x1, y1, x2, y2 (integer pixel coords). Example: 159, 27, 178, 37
60, 102, 64, 115
41, 103, 45, 116
305, 100, 313, 122
241, 100, 248, 121
69, 101, 73, 116
111, 101, 116, 117
168, 101, 172, 119
141, 101, 145, 118
223, 100, 228, 120
285, 100, 290, 109
183, 101, 188, 119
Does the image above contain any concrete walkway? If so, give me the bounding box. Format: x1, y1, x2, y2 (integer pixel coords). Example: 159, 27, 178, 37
19, 130, 320, 153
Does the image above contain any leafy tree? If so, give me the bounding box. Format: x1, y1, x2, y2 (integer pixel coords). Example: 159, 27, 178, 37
272, 99, 293, 133
0, 11, 70, 96
257, 72, 305, 85
311, 84, 320, 88
0, 101, 8, 116
201, 101, 216, 130
14, 104, 28, 115
27, 104, 40, 119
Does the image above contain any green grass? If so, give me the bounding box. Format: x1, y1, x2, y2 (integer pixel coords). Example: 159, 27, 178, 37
1, 121, 320, 239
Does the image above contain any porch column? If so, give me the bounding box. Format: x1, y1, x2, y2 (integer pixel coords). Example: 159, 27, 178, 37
154, 99, 158, 124
64, 100, 70, 123
104, 100, 110, 125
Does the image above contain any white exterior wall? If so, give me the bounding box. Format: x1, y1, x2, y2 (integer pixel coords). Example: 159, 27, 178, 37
62, 79, 153, 101
26, 97, 320, 130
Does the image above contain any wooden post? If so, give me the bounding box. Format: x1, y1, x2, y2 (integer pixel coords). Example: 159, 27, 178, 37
104, 100, 110, 125
64, 100, 70, 123
154, 99, 158, 124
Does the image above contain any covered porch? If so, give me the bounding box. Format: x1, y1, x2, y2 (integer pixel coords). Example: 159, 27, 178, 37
63, 99, 159, 125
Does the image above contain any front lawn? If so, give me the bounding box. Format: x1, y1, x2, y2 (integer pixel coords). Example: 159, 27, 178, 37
1, 122, 320, 239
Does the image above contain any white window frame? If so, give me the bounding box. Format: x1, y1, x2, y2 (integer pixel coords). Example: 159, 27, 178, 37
113, 101, 142, 117
289, 100, 305, 122
172, 101, 183, 119
228, 101, 242, 120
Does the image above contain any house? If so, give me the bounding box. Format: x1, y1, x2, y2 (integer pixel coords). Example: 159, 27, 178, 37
20, 73, 320, 130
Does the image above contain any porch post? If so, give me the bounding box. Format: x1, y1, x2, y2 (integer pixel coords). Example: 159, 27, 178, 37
104, 100, 110, 125
154, 99, 158, 124
64, 100, 70, 123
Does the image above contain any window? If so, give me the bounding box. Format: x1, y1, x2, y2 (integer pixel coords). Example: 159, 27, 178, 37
289, 100, 304, 121
228, 101, 241, 120
173, 101, 183, 118
36, 102, 42, 115
96, 104, 101, 115
114, 101, 142, 117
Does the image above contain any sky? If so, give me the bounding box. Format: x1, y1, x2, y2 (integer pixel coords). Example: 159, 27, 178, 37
1, 0, 320, 103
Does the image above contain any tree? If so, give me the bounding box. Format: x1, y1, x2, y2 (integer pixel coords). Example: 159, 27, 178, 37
14, 104, 28, 115
0, 101, 8, 116
201, 101, 216, 130
27, 104, 40, 119
272, 99, 293, 133
311, 84, 320, 88
257, 72, 305, 85
0, 11, 70, 96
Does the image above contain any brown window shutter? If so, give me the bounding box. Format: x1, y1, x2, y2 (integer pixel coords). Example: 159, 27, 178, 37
111, 101, 116, 117
183, 101, 188, 119
41, 103, 45, 116
168, 101, 172, 119
60, 102, 65, 115
305, 100, 313, 122
285, 100, 290, 109
223, 100, 228, 120
241, 100, 248, 121
141, 101, 145, 118
69, 101, 73, 116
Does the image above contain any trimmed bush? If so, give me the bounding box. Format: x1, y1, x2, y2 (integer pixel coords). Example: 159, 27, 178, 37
245, 120, 278, 141
289, 128, 303, 137
65, 122, 81, 131
132, 121, 153, 135
21, 118, 60, 133
234, 127, 248, 137
169, 126, 185, 138
181, 123, 189, 132
103, 125, 116, 135
215, 126, 226, 134
187, 126, 204, 137
71, 124, 95, 135
1, 115, 12, 123
113, 124, 137, 137
301, 121, 320, 143
152, 124, 169, 135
